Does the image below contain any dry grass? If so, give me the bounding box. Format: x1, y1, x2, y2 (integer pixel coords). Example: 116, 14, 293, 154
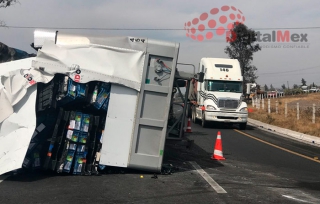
248, 93, 320, 137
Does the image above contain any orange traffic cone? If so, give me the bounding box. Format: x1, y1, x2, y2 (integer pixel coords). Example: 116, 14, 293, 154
211, 131, 225, 160
185, 118, 192, 133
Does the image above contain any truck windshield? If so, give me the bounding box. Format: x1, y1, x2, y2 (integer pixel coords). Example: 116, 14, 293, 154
207, 80, 243, 93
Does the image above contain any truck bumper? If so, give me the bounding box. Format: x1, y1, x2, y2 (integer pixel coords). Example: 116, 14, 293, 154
205, 111, 248, 123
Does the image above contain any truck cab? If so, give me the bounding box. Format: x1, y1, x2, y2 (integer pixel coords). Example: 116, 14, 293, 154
192, 58, 248, 129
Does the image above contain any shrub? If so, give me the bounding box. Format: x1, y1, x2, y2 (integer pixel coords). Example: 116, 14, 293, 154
266, 114, 275, 124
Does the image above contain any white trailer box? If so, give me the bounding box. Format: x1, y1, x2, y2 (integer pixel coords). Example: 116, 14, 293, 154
0, 30, 180, 175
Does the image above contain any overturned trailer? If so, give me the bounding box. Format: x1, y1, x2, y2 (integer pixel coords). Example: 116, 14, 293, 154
0, 30, 200, 176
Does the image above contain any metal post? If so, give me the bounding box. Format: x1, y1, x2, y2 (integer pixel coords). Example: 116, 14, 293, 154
268, 99, 271, 114
276, 100, 278, 114
175, 80, 185, 102
297, 102, 299, 120
285, 101, 287, 118
252, 97, 255, 107
167, 113, 183, 136
312, 104, 315, 124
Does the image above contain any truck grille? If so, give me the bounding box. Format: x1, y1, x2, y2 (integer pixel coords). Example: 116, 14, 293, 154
218, 99, 239, 109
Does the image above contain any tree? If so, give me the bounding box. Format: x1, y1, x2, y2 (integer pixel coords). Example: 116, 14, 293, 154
0, 0, 17, 7
270, 84, 275, 91
264, 84, 269, 91
281, 84, 286, 90
0, 42, 35, 63
225, 22, 261, 86
0, 0, 18, 27
293, 84, 299, 89
301, 78, 307, 86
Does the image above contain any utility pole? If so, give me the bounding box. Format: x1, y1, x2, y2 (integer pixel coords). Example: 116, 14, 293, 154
287, 81, 289, 89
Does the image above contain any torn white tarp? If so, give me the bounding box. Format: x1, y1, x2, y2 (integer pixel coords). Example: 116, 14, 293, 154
32, 40, 145, 91
0, 58, 53, 123
0, 58, 43, 175
0, 85, 37, 175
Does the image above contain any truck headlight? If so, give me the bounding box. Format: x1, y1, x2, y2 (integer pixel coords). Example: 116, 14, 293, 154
206, 105, 216, 110
240, 107, 248, 112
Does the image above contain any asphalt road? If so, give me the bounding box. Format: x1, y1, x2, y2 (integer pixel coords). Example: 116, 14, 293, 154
185, 121, 320, 203
1, 108, 320, 203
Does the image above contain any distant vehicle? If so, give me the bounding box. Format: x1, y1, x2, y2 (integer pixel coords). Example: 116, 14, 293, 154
310, 87, 320, 93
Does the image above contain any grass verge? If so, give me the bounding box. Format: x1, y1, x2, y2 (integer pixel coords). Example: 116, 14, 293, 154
248, 93, 320, 137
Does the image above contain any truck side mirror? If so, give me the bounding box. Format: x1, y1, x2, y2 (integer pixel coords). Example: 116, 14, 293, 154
198, 72, 204, 83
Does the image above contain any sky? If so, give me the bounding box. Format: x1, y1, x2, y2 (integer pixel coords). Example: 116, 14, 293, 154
1, 0, 320, 89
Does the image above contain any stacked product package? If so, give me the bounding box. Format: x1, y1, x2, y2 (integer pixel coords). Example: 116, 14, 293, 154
23, 74, 111, 175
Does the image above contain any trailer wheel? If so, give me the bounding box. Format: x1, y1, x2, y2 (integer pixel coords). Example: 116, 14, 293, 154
201, 112, 208, 128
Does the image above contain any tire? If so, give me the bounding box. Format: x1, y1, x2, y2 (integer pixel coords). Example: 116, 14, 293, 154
187, 103, 192, 118
239, 122, 247, 130
192, 107, 196, 123
201, 112, 208, 128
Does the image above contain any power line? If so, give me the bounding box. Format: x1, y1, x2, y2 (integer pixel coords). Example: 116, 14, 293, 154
260, 71, 320, 77
253, 27, 320, 30
260, 65, 320, 75
2, 25, 320, 30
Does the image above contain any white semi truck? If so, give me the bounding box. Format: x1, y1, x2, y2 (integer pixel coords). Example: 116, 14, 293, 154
188, 58, 248, 129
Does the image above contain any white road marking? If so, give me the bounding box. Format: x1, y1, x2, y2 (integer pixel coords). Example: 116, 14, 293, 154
0, 175, 9, 184
189, 161, 227, 194
282, 195, 313, 203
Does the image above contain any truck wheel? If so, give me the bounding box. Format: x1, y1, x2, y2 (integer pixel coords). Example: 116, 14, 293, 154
239, 122, 247, 130
201, 112, 208, 128
192, 107, 196, 123
187, 103, 192, 118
